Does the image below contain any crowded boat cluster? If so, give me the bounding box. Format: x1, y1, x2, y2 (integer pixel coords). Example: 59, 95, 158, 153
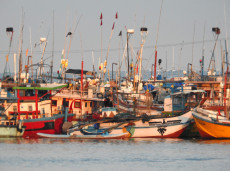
0, 18, 229, 140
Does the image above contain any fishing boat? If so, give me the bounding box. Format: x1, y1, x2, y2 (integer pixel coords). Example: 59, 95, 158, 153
69, 111, 192, 138
0, 113, 25, 137
70, 89, 205, 138
0, 96, 25, 137
22, 113, 73, 138
129, 122, 189, 138
192, 52, 230, 138
192, 107, 230, 138
37, 131, 130, 139
4, 84, 74, 138
3, 73, 106, 138
51, 73, 105, 121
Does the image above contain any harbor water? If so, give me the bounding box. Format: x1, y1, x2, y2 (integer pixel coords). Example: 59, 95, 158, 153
0, 138, 230, 171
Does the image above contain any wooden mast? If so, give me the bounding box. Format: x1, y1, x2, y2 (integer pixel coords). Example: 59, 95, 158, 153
51, 10, 54, 83
18, 10, 25, 83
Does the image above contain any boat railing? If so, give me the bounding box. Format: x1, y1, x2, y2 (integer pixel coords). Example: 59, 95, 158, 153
0, 120, 17, 126
59, 89, 98, 98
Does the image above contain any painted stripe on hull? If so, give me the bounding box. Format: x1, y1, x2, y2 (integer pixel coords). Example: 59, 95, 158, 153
23, 115, 73, 138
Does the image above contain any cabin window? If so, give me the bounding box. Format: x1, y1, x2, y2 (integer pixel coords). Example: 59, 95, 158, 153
173, 97, 182, 105
28, 106, 33, 111
19, 90, 24, 97
85, 103, 87, 107
74, 102, 81, 108
52, 100, 57, 106
90, 102, 92, 107
25, 90, 34, 96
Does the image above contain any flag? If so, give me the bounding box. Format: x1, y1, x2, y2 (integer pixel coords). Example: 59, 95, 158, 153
136, 65, 138, 73
112, 22, 115, 30
100, 13, 103, 20
118, 31, 122, 36
100, 20, 103, 26
66, 32, 72, 37
115, 12, 118, 19
6, 54, 8, 62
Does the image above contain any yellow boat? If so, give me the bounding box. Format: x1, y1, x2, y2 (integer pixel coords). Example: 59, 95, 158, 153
192, 108, 230, 139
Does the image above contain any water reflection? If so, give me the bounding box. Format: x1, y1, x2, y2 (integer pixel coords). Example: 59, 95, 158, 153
196, 139, 230, 145
0, 137, 187, 144
0, 137, 127, 144
129, 138, 183, 143
1, 137, 230, 145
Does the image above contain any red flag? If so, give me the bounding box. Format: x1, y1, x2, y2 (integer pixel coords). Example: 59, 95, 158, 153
100, 20, 103, 26
100, 13, 103, 20
115, 12, 118, 19
112, 22, 115, 30
136, 65, 138, 73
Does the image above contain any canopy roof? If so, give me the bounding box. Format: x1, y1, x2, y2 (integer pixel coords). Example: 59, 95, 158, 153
171, 90, 206, 96
13, 84, 68, 90
66, 69, 96, 76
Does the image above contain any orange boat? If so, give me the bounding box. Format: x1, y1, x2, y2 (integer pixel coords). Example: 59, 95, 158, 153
192, 108, 230, 138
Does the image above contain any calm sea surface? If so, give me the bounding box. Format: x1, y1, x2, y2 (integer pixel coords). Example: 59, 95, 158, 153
0, 138, 230, 171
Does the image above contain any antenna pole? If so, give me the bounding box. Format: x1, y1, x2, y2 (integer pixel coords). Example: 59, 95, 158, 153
154, 0, 163, 81
18, 10, 25, 83
191, 22, 196, 79
201, 23, 206, 80
51, 10, 54, 83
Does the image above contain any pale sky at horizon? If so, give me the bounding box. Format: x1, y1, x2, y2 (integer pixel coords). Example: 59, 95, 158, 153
0, 0, 230, 78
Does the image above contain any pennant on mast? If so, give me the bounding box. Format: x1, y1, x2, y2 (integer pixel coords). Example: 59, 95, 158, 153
118, 31, 122, 36
100, 13, 103, 20
100, 13, 103, 26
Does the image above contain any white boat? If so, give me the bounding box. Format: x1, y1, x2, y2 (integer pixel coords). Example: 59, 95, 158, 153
37, 131, 130, 139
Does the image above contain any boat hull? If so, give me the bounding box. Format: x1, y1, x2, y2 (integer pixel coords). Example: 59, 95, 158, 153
130, 123, 189, 138
23, 114, 73, 138
113, 110, 192, 138
37, 132, 130, 139
0, 125, 25, 137
106, 122, 189, 138
193, 111, 230, 139
74, 111, 192, 138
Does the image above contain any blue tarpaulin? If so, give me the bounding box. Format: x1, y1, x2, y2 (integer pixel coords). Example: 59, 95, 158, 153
144, 84, 155, 91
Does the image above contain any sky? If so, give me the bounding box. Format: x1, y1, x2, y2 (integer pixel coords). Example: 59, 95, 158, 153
0, 0, 230, 78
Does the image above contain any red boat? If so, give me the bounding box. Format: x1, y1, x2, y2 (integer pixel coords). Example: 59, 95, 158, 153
22, 113, 74, 138
8, 84, 74, 138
